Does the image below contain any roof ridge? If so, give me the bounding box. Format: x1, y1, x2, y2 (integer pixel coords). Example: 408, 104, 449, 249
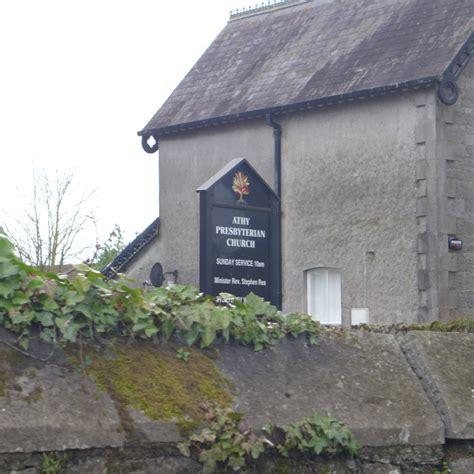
229, 0, 309, 21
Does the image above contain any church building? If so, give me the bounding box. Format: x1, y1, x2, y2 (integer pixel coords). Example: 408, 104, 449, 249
124, 0, 473, 326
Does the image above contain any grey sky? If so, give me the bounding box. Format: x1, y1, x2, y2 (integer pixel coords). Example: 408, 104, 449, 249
0, 0, 250, 250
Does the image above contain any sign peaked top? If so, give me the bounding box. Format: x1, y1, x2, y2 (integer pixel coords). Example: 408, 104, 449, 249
198, 158, 281, 307
197, 158, 279, 209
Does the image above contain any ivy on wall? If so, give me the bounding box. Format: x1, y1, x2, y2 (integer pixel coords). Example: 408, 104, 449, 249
178, 404, 360, 472
0, 235, 321, 353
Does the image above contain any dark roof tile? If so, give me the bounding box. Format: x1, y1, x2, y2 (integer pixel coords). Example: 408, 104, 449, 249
141, 0, 473, 135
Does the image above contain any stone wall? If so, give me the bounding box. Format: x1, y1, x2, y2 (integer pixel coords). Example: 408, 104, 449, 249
438, 59, 474, 320
410, 89, 441, 324
0, 330, 473, 473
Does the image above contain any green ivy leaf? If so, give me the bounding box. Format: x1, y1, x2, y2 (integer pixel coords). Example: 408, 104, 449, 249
0, 238, 14, 259
63, 290, 83, 306
0, 279, 21, 298
11, 311, 34, 325
19, 337, 29, 350
12, 292, 30, 305
40, 327, 56, 343
55, 316, 79, 341
71, 275, 91, 293
0, 262, 20, 279
35, 311, 54, 327
183, 324, 201, 347
43, 297, 60, 311
74, 304, 93, 319
27, 278, 46, 291
177, 442, 190, 457
244, 292, 276, 317
228, 454, 245, 470
251, 442, 265, 459
201, 325, 216, 348
144, 326, 158, 337
132, 322, 149, 332
161, 319, 175, 340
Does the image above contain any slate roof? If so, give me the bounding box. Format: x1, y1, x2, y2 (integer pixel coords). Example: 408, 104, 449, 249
102, 217, 159, 279
140, 0, 474, 137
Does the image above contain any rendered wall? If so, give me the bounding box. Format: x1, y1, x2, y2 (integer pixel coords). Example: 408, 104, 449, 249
122, 239, 161, 286
153, 93, 424, 324
280, 93, 420, 324
157, 122, 274, 289
438, 59, 474, 320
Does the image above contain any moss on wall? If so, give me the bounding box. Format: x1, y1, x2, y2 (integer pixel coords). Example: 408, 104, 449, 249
80, 342, 234, 430
356, 319, 474, 334
0, 368, 5, 397
0, 349, 26, 397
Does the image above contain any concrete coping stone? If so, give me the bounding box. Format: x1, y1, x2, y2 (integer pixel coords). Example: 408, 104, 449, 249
215, 334, 445, 447
400, 331, 474, 440
2, 330, 472, 453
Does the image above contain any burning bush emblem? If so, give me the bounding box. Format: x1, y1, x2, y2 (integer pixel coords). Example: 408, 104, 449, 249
232, 171, 250, 203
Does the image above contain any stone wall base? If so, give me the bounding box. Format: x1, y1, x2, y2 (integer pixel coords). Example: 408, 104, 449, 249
2, 443, 474, 474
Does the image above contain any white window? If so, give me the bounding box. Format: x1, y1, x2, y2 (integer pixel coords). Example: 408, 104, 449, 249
306, 268, 342, 325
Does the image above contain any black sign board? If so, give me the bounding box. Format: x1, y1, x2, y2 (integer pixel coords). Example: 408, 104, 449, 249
197, 159, 280, 306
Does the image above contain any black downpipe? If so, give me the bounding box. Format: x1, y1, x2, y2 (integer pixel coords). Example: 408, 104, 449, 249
265, 114, 282, 310
265, 114, 282, 198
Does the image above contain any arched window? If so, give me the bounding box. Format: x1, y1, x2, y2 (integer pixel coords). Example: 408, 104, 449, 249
306, 268, 342, 325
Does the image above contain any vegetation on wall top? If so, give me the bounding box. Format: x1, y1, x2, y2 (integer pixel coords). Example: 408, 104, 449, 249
178, 404, 360, 472
0, 230, 472, 358
0, 232, 472, 473
0, 234, 322, 354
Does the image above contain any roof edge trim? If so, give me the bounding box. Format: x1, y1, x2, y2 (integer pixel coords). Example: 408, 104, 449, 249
438, 31, 474, 105
138, 77, 437, 139
229, 0, 309, 22
442, 31, 474, 81
102, 217, 160, 279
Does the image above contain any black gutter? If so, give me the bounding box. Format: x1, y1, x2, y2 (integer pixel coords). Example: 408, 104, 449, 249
140, 31, 474, 146
265, 114, 282, 200
265, 113, 283, 311
138, 76, 437, 149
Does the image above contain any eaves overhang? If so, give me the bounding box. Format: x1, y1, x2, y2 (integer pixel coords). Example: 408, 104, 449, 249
138, 77, 437, 153
437, 31, 474, 106
138, 30, 474, 154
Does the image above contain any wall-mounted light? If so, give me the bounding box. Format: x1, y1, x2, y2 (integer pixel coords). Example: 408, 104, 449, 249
149, 263, 179, 287
164, 270, 179, 286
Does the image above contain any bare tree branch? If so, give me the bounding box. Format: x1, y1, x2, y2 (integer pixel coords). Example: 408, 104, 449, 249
2, 168, 96, 269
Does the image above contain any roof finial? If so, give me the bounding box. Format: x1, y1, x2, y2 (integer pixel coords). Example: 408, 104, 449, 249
230, 0, 291, 19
